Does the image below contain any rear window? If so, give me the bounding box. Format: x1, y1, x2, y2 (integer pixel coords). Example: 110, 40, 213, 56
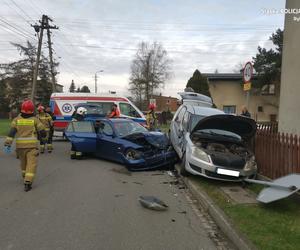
68, 121, 95, 133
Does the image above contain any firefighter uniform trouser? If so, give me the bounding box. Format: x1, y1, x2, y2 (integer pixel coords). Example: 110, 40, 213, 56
16, 148, 38, 183
40, 131, 53, 151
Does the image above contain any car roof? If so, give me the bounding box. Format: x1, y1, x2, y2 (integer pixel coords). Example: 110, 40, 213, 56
184, 105, 224, 116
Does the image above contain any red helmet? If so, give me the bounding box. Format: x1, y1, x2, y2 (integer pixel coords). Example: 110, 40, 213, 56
21, 100, 35, 114
148, 103, 156, 110
37, 105, 45, 112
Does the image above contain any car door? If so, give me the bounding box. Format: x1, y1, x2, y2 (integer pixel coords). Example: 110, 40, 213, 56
170, 106, 186, 158
65, 121, 97, 153
96, 121, 122, 162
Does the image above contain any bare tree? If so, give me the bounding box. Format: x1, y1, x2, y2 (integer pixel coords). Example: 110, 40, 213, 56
129, 42, 172, 106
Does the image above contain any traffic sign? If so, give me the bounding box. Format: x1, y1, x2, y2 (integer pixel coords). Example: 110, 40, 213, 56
243, 82, 251, 91
243, 62, 253, 83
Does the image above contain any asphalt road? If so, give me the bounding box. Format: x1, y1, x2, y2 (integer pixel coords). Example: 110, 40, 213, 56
0, 139, 233, 250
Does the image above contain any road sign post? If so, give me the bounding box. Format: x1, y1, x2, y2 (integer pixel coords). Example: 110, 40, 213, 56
243, 62, 253, 108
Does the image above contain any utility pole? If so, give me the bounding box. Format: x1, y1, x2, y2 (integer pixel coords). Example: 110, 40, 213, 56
95, 70, 103, 93
45, 16, 58, 92
31, 15, 46, 101
31, 15, 58, 102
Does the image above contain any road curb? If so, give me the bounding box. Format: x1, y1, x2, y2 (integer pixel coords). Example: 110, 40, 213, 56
176, 166, 257, 250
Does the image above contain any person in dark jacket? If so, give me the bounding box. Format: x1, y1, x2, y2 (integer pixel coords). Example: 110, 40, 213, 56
241, 105, 251, 118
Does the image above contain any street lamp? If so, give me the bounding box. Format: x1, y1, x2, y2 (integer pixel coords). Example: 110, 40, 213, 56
94, 70, 104, 93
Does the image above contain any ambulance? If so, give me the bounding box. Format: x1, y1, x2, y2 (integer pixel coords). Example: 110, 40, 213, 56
50, 93, 146, 132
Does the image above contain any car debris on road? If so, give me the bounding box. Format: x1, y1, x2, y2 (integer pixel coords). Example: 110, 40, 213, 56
139, 196, 169, 211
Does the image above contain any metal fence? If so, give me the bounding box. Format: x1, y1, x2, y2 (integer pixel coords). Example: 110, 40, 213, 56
255, 123, 300, 179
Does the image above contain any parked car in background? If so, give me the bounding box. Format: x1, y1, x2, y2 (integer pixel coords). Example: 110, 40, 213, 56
170, 102, 257, 181
50, 93, 146, 132
64, 118, 177, 171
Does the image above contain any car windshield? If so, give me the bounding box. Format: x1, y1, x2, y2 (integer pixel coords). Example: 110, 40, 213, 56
114, 120, 147, 137
190, 114, 206, 131
198, 129, 241, 140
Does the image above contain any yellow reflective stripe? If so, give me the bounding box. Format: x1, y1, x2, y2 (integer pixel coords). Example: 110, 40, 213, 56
16, 138, 38, 144
17, 119, 34, 126
25, 173, 35, 177
16, 140, 38, 144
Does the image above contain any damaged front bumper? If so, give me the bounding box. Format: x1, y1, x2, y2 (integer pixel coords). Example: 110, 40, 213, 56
185, 147, 257, 181
121, 150, 177, 171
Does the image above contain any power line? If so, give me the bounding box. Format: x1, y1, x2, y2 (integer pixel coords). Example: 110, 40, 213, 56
4, 0, 32, 25
0, 17, 36, 40
9, 0, 35, 23
25, 0, 42, 16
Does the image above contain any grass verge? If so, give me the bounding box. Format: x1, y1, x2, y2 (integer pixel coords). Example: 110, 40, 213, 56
189, 175, 300, 250
0, 119, 10, 136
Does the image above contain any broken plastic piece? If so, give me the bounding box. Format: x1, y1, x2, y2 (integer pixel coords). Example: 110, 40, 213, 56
139, 196, 168, 211
167, 171, 175, 177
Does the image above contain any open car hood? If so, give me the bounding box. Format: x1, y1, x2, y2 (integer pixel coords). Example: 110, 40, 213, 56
123, 132, 169, 149
191, 114, 257, 139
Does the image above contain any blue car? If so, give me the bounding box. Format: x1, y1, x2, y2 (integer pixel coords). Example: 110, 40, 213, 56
64, 118, 177, 171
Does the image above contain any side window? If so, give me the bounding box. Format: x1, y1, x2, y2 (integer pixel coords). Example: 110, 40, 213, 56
72, 121, 95, 133
182, 112, 190, 131
119, 103, 141, 118
98, 121, 113, 136
87, 102, 114, 115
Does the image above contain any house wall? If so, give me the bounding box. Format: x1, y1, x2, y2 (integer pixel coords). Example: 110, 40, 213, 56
208, 80, 278, 122
278, 0, 300, 135
148, 95, 179, 112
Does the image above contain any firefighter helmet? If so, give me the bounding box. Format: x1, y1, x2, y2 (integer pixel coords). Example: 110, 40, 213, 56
76, 107, 87, 115
148, 103, 156, 110
21, 100, 35, 114
37, 105, 45, 112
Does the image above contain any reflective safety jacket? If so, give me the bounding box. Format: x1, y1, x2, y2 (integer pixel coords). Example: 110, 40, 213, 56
146, 110, 157, 130
36, 112, 53, 131
5, 114, 46, 149
108, 108, 120, 118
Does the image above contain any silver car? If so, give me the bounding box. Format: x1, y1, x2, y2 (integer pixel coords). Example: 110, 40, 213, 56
170, 103, 257, 181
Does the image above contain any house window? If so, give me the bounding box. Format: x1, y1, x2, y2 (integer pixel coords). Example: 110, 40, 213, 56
223, 105, 236, 114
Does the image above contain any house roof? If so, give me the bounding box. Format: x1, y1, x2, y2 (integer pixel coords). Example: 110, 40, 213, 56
203, 73, 258, 81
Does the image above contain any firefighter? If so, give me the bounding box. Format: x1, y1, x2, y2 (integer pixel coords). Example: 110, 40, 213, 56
146, 103, 157, 131
108, 103, 120, 118
36, 105, 53, 153
70, 107, 87, 159
4, 100, 47, 192
45, 106, 54, 149
72, 107, 87, 121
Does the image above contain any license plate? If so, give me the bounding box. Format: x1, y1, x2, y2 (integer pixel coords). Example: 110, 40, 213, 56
217, 168, 240, 177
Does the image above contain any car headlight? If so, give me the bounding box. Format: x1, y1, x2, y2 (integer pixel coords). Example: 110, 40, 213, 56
244, 156, 257, 171
192, 147, 210, 163
125, 149, 143, 160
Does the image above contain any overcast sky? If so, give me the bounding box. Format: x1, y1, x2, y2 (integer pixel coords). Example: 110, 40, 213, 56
0, 0, 285, 97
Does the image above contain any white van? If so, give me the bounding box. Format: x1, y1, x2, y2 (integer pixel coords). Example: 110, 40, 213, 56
50, 93, 146, 131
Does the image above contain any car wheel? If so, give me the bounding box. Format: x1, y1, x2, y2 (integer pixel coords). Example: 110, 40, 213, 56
180, 153, 189, 176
